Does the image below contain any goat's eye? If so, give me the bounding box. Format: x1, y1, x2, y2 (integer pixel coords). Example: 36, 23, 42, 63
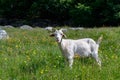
60, 33, 63, 35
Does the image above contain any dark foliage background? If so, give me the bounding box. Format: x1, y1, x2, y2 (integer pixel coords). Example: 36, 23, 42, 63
0, 0, 120, 27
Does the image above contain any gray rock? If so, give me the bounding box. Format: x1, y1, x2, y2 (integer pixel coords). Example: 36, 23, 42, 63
0, 25, 14, 29
61, 28, 68, 32
69, 27, 84, 30
0, 25, 4, 29
4, 25, 14, 28
20, 25, 33, 30
45, 26, 53, 31
0, 30, 9, 39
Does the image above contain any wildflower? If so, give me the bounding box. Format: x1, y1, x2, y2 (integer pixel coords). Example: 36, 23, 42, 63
24, 61, 27, 64
112, 55, 118, 59
40, 70, 44, 74
53, 65, 56, 68
115, 55, 118, 59
82, 65, 86, 69
58, 56, 61, 58
26, 56, 31, 61
16, 45, 18, 48
33, 50, 36, 55
74, 54, 80, 59
24, 61, 28, 66
4, 58, 7, 61
45, 69, 48, 72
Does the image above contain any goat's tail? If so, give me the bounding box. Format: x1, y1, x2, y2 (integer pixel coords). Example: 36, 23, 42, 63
96, 35, 103, 44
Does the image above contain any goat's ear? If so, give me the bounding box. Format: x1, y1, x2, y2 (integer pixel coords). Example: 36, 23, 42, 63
63, 34, 67, 38
60, 28, 67, 33
50, 33, 55, 37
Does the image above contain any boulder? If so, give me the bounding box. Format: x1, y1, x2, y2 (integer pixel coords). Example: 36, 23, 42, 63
0, 25, 14, 29
0, 30, 9, 39
0, 26, 4, 29
4, 25, 14, 28
20, 25, 33, 30
69, 27, 84, 30
45, 26, 53, 31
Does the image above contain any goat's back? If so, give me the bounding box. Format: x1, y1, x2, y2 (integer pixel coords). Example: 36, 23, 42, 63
61, 38, 97, 57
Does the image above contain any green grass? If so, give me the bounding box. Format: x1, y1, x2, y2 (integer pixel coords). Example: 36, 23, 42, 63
0, 27, 120, 80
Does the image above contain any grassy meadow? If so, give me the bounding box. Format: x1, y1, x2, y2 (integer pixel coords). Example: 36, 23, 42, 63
0, 27, 120, 80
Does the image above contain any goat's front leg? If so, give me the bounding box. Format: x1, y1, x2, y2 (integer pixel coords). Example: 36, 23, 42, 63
68, 54, 74, 68
68, 58, 73, 68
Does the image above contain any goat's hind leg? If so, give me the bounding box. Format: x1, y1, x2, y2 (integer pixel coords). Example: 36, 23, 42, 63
92, 53, 101, 67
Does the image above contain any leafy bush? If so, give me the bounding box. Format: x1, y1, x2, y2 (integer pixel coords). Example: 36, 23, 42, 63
0, 0, 120, 27
70, 3, 92, 27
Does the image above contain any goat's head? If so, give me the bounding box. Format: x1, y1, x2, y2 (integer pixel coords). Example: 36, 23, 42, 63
50, 29, 66, 43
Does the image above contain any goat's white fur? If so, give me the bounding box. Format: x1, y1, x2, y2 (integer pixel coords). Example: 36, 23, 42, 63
50, 29, 102, 68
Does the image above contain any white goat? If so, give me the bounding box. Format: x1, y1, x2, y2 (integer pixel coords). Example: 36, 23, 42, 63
50, 29, 102, 68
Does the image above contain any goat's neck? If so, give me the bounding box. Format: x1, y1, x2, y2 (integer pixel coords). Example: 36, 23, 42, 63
58, 39, 64, 50
58, 39, 63, 46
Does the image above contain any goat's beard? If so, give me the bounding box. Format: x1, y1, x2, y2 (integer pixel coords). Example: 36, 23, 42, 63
55, 36, 63, 43
56, 39, 62, 43
56, 40, 61, 43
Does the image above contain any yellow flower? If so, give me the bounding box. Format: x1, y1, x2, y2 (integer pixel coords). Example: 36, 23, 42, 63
16, 45, 18, 48
74, 54, 80, 59
53, 65, 56, 68
4, 58, 7, 61
24, 61, 27, 63
58, 56, 61, 58
115, 55, 118, 59
112, 55, 118, 59
45, 69, 48, 72
33, 50, 36, 55
40, 70, 44, 74
26, 56, 31, 61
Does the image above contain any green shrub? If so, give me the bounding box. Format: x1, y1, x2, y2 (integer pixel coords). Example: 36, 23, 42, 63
0, 0, 120, 26
70, 3, 92, 27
